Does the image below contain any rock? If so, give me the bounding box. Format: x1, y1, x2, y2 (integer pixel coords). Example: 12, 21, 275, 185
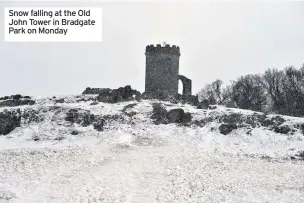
274, 125, 291, 134
271, 116, 285, 126
65, 108, 105, 131
55, 99, 65, 103
167, 109, 184, 123
11, 94, 22, 100
0, 99, 35, 107
150, 103, 167, 124
65, 109, 95, 127
197, 99, 209, 109
90, 101, 99, 105
182, 112, 192, 123
97, 85, 141, 103
166, 108, 192, 123
83, 87, 111, 95
0, 95, 31, 100
219, 123, 237, 135
93, 119, 105, 131
71, 130, 79, 135
0, 109, 21, 135
219, 113, 242, 124
22, 109, 43, 124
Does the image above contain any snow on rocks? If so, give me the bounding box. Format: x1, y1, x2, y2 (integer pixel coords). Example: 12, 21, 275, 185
0, 95, 304, 202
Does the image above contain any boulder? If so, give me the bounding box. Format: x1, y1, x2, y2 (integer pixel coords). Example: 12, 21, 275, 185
197, 99, 209, 109
219, 123, 237, 135
0, 109, 21, 135
167, 108, 192, 123
167, 109, 184, 123
150, 103, 167, 125
274, 125, 291, 134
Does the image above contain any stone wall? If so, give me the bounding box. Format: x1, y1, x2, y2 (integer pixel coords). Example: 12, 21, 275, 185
179, 75, 192, 96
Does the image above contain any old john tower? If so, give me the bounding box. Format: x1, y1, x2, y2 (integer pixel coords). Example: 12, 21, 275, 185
145, 44, 192, 97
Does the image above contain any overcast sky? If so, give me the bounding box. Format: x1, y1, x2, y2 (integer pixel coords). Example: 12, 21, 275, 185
0, 1, 304, 96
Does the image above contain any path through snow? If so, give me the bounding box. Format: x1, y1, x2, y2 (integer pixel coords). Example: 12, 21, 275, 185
0, 130, 304, 203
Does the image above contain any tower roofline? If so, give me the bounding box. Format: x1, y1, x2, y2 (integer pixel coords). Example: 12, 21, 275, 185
145, 44, 180, 56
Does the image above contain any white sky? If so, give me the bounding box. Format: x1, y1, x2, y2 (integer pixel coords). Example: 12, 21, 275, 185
0, 1, 304, 96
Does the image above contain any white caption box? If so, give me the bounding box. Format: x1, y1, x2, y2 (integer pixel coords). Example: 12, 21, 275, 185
4, 7, 102, 42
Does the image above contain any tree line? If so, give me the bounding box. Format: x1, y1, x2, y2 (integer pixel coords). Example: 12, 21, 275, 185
198, 64, 304, 117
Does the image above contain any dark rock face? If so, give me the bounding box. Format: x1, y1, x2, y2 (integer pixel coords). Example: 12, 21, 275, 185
97, 86, 141, 103
0, 109, 21, 135
151, 103, 168, 125
167, 109, 192, 123
0, 94, 31, 100
0, 95, 34, 107
150, 103, 192, 125
219, 123, 237, 135
83, 87, 112, 95
274, 125, 291, 134
197, 99, 209, 109
0, 99, 35, 107
65, 109, 105, 131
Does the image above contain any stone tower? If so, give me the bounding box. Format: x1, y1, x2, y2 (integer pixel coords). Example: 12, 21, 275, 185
145, 44, 181, 97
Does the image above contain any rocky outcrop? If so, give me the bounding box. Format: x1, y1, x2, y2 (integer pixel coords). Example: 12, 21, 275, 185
274, 125, 291, 134
151, 103, 168, 125
167, 109, 192, 123
0, 94, 35, 107
65, 109, 105, 131
0, 94, 31, 100
97, 86, 141, 103
0, 99, 35, 107
82, 88, 112, 95
150, 103, 192, 125
219, 123, 237, 135
22, 109, 44, 124
0, 109, 21, 135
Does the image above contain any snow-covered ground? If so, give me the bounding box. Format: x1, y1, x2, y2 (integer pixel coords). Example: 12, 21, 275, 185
0, 96, 304, 202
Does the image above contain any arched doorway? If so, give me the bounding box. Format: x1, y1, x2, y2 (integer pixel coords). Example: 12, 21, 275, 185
178, 75, 192, 96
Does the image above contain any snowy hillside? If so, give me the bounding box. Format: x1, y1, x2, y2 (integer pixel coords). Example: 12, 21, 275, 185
0, 94, 304, 203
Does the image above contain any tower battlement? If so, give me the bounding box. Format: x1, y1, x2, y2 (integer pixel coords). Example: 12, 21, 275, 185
145, 44, 180, 56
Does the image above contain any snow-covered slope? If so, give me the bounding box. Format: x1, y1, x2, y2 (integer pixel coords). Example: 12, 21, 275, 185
0, 95, 303, 203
